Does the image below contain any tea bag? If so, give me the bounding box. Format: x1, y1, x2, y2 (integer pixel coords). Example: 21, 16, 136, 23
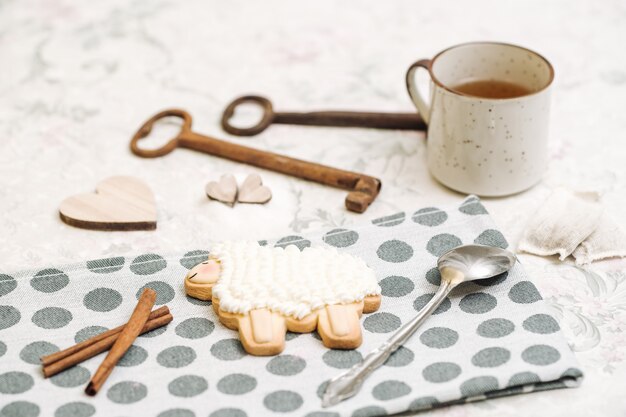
572, 216, 626, 265
519, 188, 626, 264
518, 189, 602, 260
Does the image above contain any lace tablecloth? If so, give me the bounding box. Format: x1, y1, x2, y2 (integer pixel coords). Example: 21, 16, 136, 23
1, 0, 625, 416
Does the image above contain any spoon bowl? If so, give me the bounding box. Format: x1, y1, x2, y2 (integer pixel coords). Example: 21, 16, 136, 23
438, 244, 517, 284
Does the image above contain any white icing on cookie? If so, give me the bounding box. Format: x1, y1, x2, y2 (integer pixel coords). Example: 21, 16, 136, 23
210, 241, 380, 319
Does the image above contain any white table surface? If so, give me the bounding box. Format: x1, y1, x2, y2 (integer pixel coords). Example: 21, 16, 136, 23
1, 0, 625, 415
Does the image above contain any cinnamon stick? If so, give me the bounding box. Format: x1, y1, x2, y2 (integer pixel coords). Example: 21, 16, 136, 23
41, 305, 170, 367
85, 288, 156, 396
42, 313, 172, 378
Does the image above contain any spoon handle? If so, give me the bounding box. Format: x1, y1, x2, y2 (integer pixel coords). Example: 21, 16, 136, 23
322, 281, 454, 407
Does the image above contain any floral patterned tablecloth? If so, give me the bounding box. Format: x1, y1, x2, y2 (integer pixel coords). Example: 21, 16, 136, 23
1, 0, 625, 416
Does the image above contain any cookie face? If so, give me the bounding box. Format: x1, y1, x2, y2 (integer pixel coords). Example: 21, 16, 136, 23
184, 241, 382, 356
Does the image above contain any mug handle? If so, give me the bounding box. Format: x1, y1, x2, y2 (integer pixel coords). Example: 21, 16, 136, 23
405, 59, 432, 125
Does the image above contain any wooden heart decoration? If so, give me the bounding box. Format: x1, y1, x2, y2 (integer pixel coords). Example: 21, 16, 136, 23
205, 174, 238, 206
59, 176, 157, 231
238, 173, 272, 204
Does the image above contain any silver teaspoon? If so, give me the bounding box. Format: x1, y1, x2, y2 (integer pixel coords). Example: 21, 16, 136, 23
322, 244, 517, 407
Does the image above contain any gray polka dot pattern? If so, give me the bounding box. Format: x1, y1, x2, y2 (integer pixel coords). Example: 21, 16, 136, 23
180, 250, 210, 269
211, 339, 246, 360
561, 368, 583, 379
413, 293, 451, 314
0, 305, 21, 330
275, 236, 311, 250
459, 198, 488, 215
0, 371, 34, 394
508, 372, 540, 386
460, 376, 499, 396
217, 374, 257, 395
420, 327, 459, 349
168, 375, 208, 397
422, 362, 462, 383
186, 294, 211, 306
523, 314, 560, 334
266, 355, 306, 375
509, 281, 542, 304
316, 380, 330, 399
0, 274, 17, 297
158, 409, 195, 417
83, 288, 122, 312
412, 207, 448, 226
136, 281, 175, 305
323, 229, 359, 247
210, 409, 247, 417
50, 366, 90, 387
75, 326, 108, 343
31, 269, 69, 293
352, 406, 388, 417
384, 346, 414, 367
377, 240, 413, 262
130, 254, 167, 275
118, 345, 148, 367
471, 347, 511, 368
55, 402, 95, 417
31, 307, 72, 329
372, 212, 405, 227
107, 381, 147, 403
459, 293, 497, 314
263, 391, 303, 412
372, 380, 412, 400
522, 345, 561, 366
20, 341, 59, 364
157, 346, 196, 368
426, 233, 463, 256
1, 401, 39, 417
0, 196, 581, 416
425, 267, 441, 285
379, 275, 414, 297
477, 318, 515, 338
175, 318, 215, 339
322, 350, 362, 369
86, 257, 125, 274
363, 312, 401, 333
474, 229, 508, 249
139, 325, 168, 338
409, 396, 440, 411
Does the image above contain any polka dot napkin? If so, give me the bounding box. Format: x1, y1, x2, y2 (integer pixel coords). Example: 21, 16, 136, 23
0, 196, 582, 417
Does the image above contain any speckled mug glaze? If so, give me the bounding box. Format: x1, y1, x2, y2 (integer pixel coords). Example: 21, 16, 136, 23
406, 42, 554, 196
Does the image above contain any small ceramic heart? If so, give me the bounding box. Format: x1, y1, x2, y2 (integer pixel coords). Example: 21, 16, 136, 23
59, 176, 157, 231
238, 173, 272, 204
206, 174, 238, 206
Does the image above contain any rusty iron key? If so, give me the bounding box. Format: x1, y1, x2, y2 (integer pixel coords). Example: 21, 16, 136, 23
130, 109, 381, 213
221, 95, 426, 136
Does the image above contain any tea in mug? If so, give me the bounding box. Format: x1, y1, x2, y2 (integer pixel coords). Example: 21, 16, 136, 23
451, 79, 532, 99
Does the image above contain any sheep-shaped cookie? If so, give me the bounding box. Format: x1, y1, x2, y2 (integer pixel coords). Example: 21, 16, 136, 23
185, 241, 382, 355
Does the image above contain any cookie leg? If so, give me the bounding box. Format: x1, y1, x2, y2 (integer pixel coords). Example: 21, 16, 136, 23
237, 309, 287, 356
317, 304, 363, 349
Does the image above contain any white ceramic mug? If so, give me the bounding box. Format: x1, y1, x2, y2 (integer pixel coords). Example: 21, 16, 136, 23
406, 42, 554, 196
